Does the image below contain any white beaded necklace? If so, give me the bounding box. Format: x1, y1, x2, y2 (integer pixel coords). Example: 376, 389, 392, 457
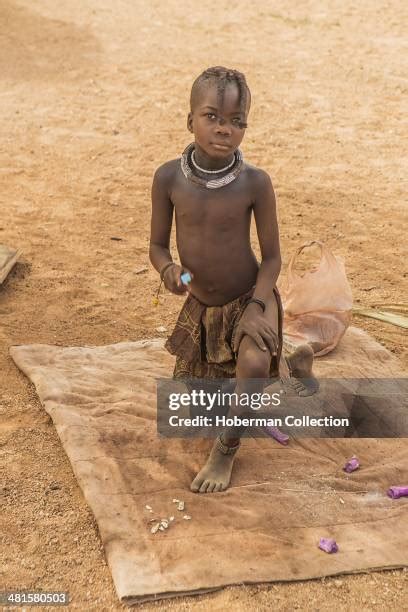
180, 143, 244, 189
191, 150, 235, 174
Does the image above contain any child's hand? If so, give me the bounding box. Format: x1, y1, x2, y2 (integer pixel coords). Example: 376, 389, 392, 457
163, 264, 194, 296
232, 304, 278, 356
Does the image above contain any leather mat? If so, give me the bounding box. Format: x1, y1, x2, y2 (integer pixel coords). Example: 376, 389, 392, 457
9, 327, 408, 605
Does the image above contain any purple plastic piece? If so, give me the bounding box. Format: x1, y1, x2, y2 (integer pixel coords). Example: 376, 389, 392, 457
180, 272, 192, 285
318, 538, 339, 554
264, 426, 289, 445
343, 456, 360, 473
387, 486, 408, 499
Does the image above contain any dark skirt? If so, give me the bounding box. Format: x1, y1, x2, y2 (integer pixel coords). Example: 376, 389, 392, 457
165, 287, 283, 380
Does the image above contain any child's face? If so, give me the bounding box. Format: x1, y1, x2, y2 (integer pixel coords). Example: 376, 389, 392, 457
188, 82, 249, 160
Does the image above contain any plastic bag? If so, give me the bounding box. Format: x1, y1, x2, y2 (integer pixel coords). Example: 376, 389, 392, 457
280, 241, 353, 356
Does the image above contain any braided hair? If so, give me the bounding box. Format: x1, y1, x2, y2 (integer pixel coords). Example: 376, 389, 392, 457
190, 66, 251, 120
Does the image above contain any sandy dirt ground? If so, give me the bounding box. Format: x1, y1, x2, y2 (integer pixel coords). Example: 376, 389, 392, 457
0, 0, 407, 609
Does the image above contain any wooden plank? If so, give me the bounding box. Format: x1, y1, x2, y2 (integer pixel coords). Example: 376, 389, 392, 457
0, 244, 21, 284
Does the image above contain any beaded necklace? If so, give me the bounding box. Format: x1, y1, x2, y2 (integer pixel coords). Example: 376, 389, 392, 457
180, 142, 243, 189
191, 150, 235, 174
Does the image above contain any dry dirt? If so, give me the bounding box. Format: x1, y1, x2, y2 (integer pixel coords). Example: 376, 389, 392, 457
0, 0, 407, 610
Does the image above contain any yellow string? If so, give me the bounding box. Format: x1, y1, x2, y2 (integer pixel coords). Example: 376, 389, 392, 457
152, 279, 163, 306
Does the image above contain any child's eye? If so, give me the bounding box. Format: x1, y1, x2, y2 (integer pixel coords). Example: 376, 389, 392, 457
232, 118, 248, 128
206, 113, 217, 120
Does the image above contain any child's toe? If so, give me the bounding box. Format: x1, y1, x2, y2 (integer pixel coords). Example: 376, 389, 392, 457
190, 476, 203, 492
199, 479, 211, 493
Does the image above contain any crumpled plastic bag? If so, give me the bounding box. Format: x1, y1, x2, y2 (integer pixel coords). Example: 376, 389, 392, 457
280, 241, 353, 356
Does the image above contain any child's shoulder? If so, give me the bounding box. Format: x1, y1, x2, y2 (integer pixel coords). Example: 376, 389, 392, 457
153, 159, 180, 186
243, 162, 274, 190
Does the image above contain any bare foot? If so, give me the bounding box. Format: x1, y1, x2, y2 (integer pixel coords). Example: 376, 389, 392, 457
286, 344, 319, 397
190, 435, 240, 493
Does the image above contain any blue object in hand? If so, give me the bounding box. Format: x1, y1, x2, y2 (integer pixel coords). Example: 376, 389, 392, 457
181, 272, 192, 285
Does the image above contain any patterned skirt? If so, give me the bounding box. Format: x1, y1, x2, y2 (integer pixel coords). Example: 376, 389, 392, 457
165, 287, 284, 380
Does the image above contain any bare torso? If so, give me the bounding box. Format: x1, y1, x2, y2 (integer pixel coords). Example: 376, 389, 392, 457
168, 159, 259, 305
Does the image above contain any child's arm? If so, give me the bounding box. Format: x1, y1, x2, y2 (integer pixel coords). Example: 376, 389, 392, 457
149, 164, 174, 271
232, 169, 281, 354
251, 169, 282, 299
149, 164, 191, 295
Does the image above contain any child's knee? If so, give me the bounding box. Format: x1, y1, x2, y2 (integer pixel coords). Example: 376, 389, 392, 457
237, 343, 270, 378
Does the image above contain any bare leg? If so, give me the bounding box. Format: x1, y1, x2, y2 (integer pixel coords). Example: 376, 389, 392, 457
286, 344, 319, 396
191, 298, 279, 493
190, 346, 270, 493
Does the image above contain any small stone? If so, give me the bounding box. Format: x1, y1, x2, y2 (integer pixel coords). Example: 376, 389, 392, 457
177, 501, 185, 511
172, 499, 179, 503
156, 326, 167, 333
151, 523, 160, 534
169, 516, 174, 522
145, 505, 152, 511
183, 515, 191, 520
334, 579, 343, 587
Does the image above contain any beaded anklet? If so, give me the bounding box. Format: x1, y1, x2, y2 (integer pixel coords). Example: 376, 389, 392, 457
216, 434, 241, 455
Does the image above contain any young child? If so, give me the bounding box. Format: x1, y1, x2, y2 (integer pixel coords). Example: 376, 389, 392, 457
149, 66, 318, 494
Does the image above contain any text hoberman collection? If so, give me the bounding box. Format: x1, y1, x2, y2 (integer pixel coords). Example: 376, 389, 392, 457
167, 415, 350, 428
